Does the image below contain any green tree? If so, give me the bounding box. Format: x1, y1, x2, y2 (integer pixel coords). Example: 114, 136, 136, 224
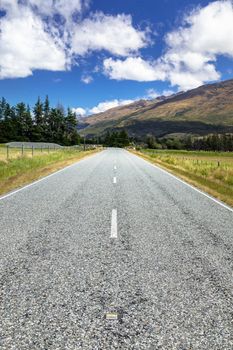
63, 108, 79, 145
33, 97, 44, 141
15, 103, 33, 140
118, 129, 130, 147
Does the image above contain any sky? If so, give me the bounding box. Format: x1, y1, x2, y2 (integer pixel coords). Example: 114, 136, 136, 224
0, 0, 233, 116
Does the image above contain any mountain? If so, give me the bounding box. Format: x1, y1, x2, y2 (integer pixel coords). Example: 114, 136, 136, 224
80, 79, 233, 139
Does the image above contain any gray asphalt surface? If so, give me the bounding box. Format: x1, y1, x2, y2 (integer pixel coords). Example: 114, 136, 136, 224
0, 148, 232, 350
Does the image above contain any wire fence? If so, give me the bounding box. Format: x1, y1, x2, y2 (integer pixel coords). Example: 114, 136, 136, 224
0, 142, 98, 161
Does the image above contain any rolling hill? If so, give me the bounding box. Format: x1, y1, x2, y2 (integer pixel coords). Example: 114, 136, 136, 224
81, 79, 233, 139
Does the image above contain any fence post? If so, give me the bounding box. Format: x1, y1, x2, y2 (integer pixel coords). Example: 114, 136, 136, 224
21, 144, 24, 157
7, 145, 9, 160
48, 146, 50, 153
41, 146, 43, 153
32, 145, 34, 157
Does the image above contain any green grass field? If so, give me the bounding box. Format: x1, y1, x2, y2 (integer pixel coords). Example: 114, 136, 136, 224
0, 146, 100, 196
132, 149, 233, 207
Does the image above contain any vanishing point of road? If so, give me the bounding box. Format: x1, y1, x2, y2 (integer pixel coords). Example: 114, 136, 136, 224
0, 149, 232, 349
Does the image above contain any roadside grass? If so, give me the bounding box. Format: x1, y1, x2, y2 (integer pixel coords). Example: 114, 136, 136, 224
0, 147, 101, 196
131, 149, 233, 207
0, 145, 63, 161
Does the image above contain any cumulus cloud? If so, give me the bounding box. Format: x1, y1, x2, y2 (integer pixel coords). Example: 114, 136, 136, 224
146, 88, 174, 99
81, 75, 93, 84
0, 3, 67, 79
89, 99, 135, 114
104, 1, 233, 90
0, 2, 149, 79
71, 99, 134, 117
72, 107, 87, 116
159, 0, 233, 89
2, 0, 233, 89
72, 13, 149, 56
26, 0, 85, 20
103, 57, 166, 81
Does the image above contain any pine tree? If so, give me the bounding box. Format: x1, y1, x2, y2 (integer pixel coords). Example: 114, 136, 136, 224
16, 103, 33, 140
34, 97, 44, 126
44, 95, 50, 120
33, 97, 44, 141
64, 108, 79, 145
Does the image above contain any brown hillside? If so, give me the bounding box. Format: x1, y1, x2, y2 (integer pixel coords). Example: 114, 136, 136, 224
81, 79, 233, 138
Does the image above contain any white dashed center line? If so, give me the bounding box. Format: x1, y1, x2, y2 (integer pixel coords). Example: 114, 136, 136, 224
113, 177, 117, 184
114, 165, 117, 170
111, 209, 117, 238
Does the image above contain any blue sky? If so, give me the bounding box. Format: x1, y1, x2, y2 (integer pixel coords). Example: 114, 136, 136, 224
0, 0, 233, 115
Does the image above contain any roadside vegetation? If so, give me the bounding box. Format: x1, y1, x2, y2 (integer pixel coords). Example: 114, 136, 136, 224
0, 147, 100, 196
132, 149, 233, 207
1, 95, 233, 205
146, 134, 233, 151
0, 96, 81, 145
101, 130, 130, 147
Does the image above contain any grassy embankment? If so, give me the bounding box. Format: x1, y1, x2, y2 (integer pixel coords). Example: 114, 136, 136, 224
0, 145, 101, 196
131, 149, 233, 207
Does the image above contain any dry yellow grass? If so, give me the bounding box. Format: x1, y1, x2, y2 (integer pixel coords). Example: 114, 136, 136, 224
0, 146, 61, 161
131, 149, 233, 207
0, 148, 101, 196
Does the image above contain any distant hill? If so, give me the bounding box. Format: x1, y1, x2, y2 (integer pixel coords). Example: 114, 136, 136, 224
80, 79, 233, 139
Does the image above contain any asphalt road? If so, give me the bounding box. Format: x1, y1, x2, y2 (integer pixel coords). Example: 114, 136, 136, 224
0, 148, 232, 350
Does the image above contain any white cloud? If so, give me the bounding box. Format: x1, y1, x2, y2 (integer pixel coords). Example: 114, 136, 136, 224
2, 0, 232, 89
103, 57, 166, 81
104, 1, 233, 90
0, 4, 67, 79
72, 12, 150, 56
89, 99, 135, 114
146, 88, 174, 99
162, 89, 176, 96
27, 0, 85, 19
72, 107, 87, 116
146, 89, 159, 99
165, 0, 233, 57
81, 75, 93, 84
0, 2, 149, 79
72, 99, 134, 116
159, 0, 233, 89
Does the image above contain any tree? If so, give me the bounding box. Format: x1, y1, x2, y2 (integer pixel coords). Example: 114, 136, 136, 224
33, 97, 44, 126
33, 97, 44, 141
15, 103, 33, 140
103, 129, 130, 147
43, 95, 50, 137
64, 108, 79, 145
147, 135, 157, 149
44, 95, 50, 120
118, 129, 130, 147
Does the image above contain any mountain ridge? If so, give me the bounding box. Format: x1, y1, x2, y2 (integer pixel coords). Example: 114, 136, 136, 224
80, 78, 233, 138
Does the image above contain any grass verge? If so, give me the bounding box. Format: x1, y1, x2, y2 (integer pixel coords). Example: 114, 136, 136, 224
0, 148, 101, 196
130, 149, 233, 208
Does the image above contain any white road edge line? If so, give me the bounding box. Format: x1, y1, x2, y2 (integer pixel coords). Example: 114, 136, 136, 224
131, 152, 233, 213
113, 177, 117, 184
0, 155, 97, 202
111, 209, 118, 238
